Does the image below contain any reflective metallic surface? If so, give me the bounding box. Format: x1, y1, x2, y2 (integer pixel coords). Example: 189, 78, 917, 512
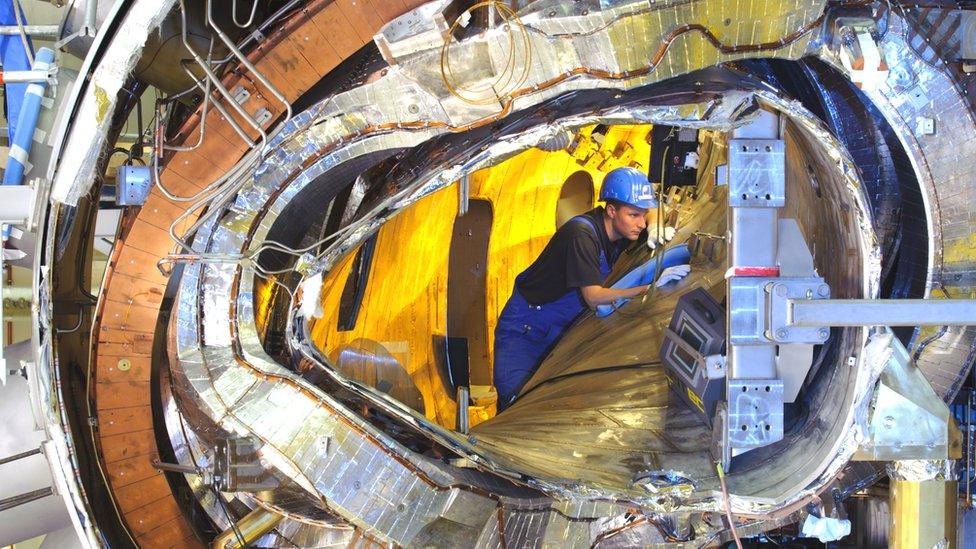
164, 1, 872, 543
23, 0, 976, 546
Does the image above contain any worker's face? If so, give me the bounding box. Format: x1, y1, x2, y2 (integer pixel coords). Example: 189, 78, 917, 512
607, 203, 648, 241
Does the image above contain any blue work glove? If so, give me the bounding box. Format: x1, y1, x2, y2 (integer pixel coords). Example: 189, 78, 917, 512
654, 264, 691, 287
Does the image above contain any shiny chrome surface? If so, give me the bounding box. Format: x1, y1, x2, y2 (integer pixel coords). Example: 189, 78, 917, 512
164, 1, 866, 544
29, 0, 976, 546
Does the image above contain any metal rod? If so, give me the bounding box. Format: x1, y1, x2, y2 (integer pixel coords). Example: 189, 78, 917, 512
204, 0, 292, 124
12, 0, 33, 65
0, 447, 41, 466
0, 487, 53, 512
231, 0, 259, 28
458, 174, 470, 216
151, 458, 201, 475
456, 386, 470, 435
967, 390, 972, 508
790, 299, 976, 327
179, 1, 268, 142
0, 25, 59, 37
80, 0, 98, 37
0, 70, 53, 83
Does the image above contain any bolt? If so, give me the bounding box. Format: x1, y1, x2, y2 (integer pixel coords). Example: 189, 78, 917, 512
806, 289, 814, 299
775, 285, 788, 297
883, 416, 895, 429
818, 284, 830, 297
776, 328, 789, 339
818, 328, 829, 340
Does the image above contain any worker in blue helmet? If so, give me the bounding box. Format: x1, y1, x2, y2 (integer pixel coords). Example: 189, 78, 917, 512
492, 166, 691, 410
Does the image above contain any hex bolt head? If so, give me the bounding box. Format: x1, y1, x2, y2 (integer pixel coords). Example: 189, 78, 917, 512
818, 328, 829, 340
776, 328, 789, 339
818, 284, 830, 297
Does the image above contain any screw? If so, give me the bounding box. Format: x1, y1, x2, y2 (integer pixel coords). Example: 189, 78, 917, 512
776, 328, 789, 339
818, 284, 830, 297
818, 328, 829, 340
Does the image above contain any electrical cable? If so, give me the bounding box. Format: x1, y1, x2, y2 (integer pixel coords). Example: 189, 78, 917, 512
211, 485, 248, 549
12, 0, 33, 66
716, 462, 743, 549
633, 138, 671, 310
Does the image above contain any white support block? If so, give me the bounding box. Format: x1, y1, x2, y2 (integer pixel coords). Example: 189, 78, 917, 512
0, 186, 35, 225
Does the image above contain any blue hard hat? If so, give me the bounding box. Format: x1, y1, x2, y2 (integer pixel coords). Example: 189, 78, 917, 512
599, 167, 657, 209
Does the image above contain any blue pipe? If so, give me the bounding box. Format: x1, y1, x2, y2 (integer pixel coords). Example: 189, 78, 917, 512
3, 47, 55, 188
2, 47, 53, 240
0, 0, 35, 144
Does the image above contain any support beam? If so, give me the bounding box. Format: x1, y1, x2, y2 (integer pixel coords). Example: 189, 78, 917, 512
888, 460, 958, 549
0, 25, 59, 37
791, 299, 976, 327
890, 477, 958, 547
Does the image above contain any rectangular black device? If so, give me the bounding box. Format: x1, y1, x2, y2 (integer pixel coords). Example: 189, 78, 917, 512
660, 287, 726, 427
648, 125, 699, 190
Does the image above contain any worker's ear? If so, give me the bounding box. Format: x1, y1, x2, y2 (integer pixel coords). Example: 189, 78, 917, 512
605, 202, 617, 219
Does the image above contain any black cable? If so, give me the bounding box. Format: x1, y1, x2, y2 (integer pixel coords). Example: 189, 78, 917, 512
210, 485, 248, 549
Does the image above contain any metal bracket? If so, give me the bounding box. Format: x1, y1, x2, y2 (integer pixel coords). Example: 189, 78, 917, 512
728, 139, 785, 208
0, 185, 36, 225
663, 327, 726, 380
853, 331, 963, 461
767, 279, 831, 344
728, 379, 784, 455
213, 437, 279, 492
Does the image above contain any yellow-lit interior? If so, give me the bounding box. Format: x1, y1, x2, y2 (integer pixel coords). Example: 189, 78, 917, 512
309, 125, 654, 428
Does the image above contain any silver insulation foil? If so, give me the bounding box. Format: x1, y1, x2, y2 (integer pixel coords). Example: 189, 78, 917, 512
157, 0, 970, 546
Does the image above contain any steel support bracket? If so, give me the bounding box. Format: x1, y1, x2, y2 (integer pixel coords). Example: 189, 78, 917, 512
728, 378, 785, 455
853, 332, 963, 461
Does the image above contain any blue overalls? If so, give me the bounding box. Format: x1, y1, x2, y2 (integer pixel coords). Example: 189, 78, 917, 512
493, 215, 614, 410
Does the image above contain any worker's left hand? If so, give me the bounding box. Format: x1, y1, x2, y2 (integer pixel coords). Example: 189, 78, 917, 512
654, 264, 691, 287
647, 226, 676, 250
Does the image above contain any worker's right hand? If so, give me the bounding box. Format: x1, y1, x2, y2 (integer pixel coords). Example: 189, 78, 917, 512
654, 264, 691, 287
647, 226, 676, 249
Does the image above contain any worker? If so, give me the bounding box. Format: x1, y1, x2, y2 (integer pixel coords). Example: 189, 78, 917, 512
493, 166, 691, 410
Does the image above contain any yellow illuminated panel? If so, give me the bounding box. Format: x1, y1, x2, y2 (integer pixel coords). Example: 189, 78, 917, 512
310, 125, 653, 428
